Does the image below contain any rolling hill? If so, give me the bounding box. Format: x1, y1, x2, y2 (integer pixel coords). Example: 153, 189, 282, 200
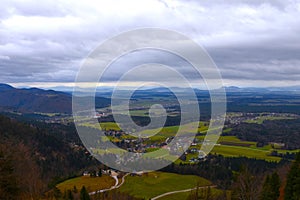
0, 84, 110, 113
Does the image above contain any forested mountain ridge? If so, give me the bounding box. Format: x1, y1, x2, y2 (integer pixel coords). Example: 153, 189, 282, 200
0, 84, 110, 114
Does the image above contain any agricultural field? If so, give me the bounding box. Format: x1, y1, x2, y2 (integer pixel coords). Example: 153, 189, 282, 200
211, 145, 281, 162
217, 136, 256, 147
80, 122, 122, 131
181, 134, 300, 163
56, 175, 115, 193
117, 171, 211, 199
188, 135, 298, 162
139, 121, 204, 137
80, 120, 300, 163
100, 122, 122, 131
128, 108, 179, 117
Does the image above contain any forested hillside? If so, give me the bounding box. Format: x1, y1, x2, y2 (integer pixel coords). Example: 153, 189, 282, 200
0, 84, 110, 114
0, 115, 97, 199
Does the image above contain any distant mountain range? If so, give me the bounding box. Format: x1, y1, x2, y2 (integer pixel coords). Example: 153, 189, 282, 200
1, 83, 299, 114
0, 84, 110, 113
224, 86, 300, 93
29, 85, 300, 97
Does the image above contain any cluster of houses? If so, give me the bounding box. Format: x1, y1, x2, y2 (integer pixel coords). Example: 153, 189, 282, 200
93, 112, 107, 119
225, 112, 298, 125
102, 127, 213, 164
82, 169, 144, 177
225, 113, 258, 125
82, 169, 112, 177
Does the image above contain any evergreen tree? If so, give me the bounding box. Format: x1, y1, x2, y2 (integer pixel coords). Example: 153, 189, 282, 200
63, 189, 67, 199
285, 153, 300, 200
188, 185, 213, 200
270, 172, 280, 199
80, 186, 90, 200
261, 175, 271, 200
73, 185, 78, 193
90, 170, 96, 177
66, 189, 74, 200
98, 169, 102, 177
232, 166, 260, 200
260, 172, 280, 200
0, 150, 19, 200
53, 186, 62, 199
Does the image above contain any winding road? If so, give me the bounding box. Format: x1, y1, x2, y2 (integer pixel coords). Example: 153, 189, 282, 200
89, 172, 129, 195
151, 185, 216, 200
89, 172, 215, 200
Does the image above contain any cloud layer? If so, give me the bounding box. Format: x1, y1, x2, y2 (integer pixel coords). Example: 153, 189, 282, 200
0, 0, 300, 87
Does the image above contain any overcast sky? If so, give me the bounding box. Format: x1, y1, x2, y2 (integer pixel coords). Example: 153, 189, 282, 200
0, 0, 300, 88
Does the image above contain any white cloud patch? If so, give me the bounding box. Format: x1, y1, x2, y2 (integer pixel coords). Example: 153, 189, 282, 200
0, 0, 300, 87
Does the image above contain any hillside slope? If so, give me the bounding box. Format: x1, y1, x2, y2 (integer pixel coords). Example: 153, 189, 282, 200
0, 115, 97, 199
0, 84, 110, 113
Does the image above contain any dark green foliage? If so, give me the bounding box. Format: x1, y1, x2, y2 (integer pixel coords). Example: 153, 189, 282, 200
0, 115, 98, 190
285, 153, 300, 200
162, 154, 281, 189
80, 186, 90, 200
0, 150, 19, 200
98, 169, 102, 177
53, 186, 62, 199
188, 186, 212, 200
73, 185, 78, 193
232, 166, 260, 200
260, 172, 280, 200
93, 190, 140, 200
261, 175, 271, 200
90, 170, 97, 177
0, 137, 44, 199
63, 189, 74, 200
227, 119, 300, 150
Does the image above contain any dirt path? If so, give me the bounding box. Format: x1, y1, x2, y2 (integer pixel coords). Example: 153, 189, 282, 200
89, 173, 213, 199
115, 173, 129, 189
89, 173, 129, 195
151, 185, 216, 200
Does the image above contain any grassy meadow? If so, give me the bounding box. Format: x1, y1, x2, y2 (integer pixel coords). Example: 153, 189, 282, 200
56, 175, 115, 193
117, 171, 211, 199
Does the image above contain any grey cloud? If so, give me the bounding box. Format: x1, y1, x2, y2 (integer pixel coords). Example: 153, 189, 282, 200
0, 0, 69, 18
0, 0, 299, 87
100, 49, 201, 82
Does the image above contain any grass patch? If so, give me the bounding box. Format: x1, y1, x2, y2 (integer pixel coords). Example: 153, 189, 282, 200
118, 172, 211, 199
158, 188, 227, 200
56, 175, 115, 193
100, 122, 121, 131
217, 136, 256, 147
211, 145, 281, 162
158, 191, 191, 200
222, 128, 232, 133
142, 148, 176, 161
79, 122, 122, 131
